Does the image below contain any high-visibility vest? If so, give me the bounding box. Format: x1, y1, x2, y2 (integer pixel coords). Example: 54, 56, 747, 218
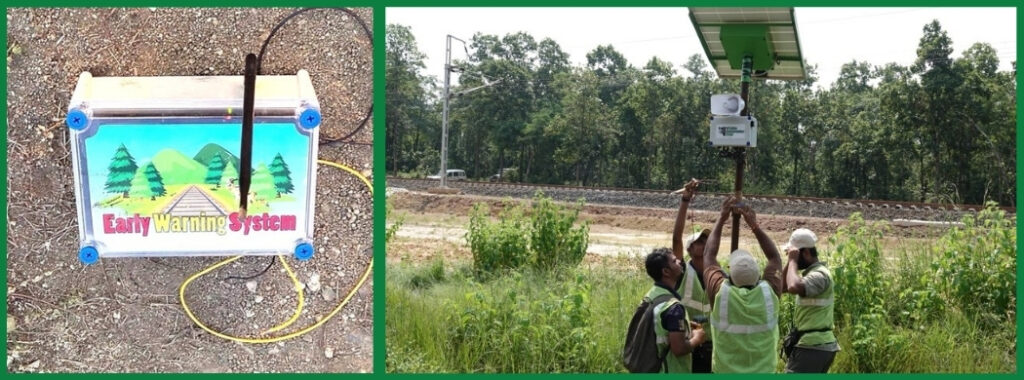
794, 263, 837, 346
680, 262, 711, 338
710, 281, 779, 373
647, 286, 692, 373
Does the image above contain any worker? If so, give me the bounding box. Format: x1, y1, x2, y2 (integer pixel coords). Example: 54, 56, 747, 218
702, 197, 783, 373
782, 228, 839, 373
642, 248, 708, 372
670, 179, 713, 373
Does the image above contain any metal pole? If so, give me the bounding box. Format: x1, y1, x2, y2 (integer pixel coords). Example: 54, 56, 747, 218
731, 56, 752, 252
440, 35, 453, 188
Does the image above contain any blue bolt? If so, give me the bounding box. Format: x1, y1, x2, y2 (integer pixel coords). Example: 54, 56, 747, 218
66, 109, 89, 130
79, 246, 99, 265
299, 109, 321, 129
295, 243, 314, 261
746, 141, 751, 147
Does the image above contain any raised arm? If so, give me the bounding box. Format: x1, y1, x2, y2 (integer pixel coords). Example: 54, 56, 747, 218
736, 203, 783, 296
784, 246, 806, 295
703, 196, 737, 299
671, 179, 700, 259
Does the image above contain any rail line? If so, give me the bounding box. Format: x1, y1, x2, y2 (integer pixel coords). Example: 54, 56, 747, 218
163, 185, 229, 217
387, 177, 1014, 221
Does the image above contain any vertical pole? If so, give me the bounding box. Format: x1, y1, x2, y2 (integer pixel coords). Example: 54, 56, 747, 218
731, 56, 752, 252
440, 36, 452, 188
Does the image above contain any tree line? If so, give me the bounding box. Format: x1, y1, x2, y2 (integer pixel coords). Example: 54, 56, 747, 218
386, 21, 1016, 206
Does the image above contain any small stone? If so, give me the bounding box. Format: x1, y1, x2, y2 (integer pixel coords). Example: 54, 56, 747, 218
254, 295, 264, 304
31, 275, 42, 283
268, 347, 281, 355
307, 273, 321, 293
322, 287, 336, 302
7, 315, 15, 332
244, 310, 255, 318
324, 347, 334, 359
113, 312, 120, 320
245, 281, 258, 293
24, 360, 40, 372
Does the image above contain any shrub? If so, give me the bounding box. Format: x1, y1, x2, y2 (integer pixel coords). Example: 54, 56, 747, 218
829, 213, 888, 323
932, 202, 1016, 326
467, 192, 589, 278
467, 202, 531, 278
386, 200, 404, 245
530, 192, 589, 270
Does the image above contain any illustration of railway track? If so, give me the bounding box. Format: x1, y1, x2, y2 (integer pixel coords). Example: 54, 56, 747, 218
163, 185, 229, 217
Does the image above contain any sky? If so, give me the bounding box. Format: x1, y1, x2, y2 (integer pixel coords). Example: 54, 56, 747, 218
387, 7, 1017, 89
86, 123, 310, 198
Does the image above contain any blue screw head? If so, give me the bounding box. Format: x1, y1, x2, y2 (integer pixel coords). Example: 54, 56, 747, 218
295, 243, 314, 261
79, 246, 99, 265
66, 109, 89, 130
299, 109, 321, 129
746, 141, 751, 147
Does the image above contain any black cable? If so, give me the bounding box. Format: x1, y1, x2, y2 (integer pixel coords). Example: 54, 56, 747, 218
223, 256, 278, 282
255, 7, 374, 146
228, 8, 372, 281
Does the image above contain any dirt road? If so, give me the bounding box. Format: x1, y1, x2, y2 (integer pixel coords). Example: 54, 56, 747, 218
387, 190, 953, 265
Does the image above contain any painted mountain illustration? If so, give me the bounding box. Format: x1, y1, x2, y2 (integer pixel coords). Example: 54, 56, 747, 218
193, 143, 240, 172
151, 148, 206, 185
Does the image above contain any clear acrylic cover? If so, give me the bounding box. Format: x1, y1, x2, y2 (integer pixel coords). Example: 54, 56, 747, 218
67, 72, 320, 259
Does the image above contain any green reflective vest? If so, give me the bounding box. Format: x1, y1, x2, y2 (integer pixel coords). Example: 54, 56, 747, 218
795, 263, 837, 346
647, 286, 692, 373
680, 262, 711, 339
710, 281, 779, 373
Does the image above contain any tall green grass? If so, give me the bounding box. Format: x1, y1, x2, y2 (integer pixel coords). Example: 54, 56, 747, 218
386, 204, 1016, 373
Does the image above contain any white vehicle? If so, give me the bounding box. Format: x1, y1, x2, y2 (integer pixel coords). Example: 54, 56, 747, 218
427, 169, 467, 181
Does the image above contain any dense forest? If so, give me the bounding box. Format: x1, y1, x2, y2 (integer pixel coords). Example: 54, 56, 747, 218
386, 21, 1016, 206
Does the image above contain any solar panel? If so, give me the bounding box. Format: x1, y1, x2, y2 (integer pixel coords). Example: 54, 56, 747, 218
690, 7, 806, 80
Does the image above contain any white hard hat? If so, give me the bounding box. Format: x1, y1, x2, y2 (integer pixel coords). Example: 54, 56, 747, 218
685, 229, 711, 250
728, 249, 759, 287
789, 228, 818, 249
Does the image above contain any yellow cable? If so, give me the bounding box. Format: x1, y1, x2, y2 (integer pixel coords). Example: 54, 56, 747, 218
178, 159, 373, 344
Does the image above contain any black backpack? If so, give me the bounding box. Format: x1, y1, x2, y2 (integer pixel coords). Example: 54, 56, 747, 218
622, 293, 674, 373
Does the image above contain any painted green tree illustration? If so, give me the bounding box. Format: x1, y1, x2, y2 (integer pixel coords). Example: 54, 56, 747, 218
128, 166, 153, 200
221, 159, 239, 188
250, 163, 277, 200
105, 143, 139, 198
145, 163, 167, 200
269, 153, 294, 198
204, 154, 226, 188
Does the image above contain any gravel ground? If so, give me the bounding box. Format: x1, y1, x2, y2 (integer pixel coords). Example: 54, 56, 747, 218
6, 8, 372, 373
387, 179, 987, 222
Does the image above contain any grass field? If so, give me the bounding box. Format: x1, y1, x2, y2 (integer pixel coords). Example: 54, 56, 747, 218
386, 205, 1016, 373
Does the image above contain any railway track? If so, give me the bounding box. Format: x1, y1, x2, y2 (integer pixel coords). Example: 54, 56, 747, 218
163, 185, 228, 217
387, 177, 1015, 222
